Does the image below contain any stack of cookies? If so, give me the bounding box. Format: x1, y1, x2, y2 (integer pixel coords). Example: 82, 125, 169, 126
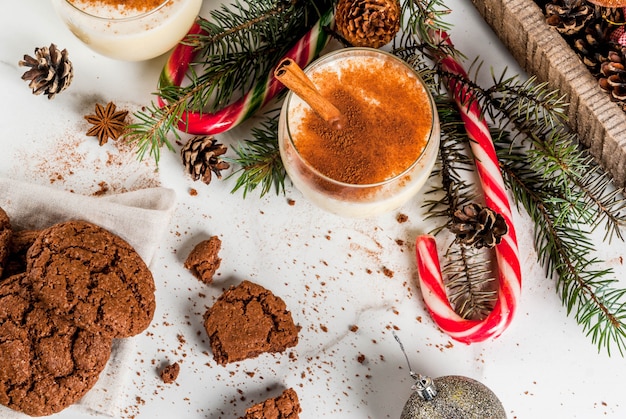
0, 208, 156, 416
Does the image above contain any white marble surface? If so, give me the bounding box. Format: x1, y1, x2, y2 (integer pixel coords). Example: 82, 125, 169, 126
1, 1, 626, 418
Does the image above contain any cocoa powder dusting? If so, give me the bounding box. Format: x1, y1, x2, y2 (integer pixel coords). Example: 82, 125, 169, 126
295, 58, 432, 185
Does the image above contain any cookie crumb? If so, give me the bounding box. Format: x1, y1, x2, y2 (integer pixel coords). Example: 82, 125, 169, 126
184, 236, 222, 285
159, 362, 180, 384
396, 213, 408, 223
349, 324, 359, 333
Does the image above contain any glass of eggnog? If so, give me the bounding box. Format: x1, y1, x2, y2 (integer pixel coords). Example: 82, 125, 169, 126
50, 0, 202, 61
278, 48, 440, 218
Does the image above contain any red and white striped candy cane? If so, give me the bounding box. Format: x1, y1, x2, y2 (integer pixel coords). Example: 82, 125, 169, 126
158, 8, 334, 135
415, 31, 522, 344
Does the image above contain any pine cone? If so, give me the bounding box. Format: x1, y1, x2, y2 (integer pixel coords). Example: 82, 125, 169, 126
449, 203, 509, 249
544, 0, 595, 36
18, 44, 73, 99
599, 47, 626, 102
335, 0, 401, 49
181, 136, 230, 185
571, 20, 616, 75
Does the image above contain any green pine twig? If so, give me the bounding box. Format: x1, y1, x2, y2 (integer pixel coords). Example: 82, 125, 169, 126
125, 0, 332, 165
227, 113, 285, 198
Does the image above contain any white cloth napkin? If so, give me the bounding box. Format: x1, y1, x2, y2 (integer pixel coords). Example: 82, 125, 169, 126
0, 177, 176, 418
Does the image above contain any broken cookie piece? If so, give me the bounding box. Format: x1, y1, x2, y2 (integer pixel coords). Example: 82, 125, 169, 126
203, 280, 299, 365
184, 236, 222, 285
159, 362, 180, 384
240, 388, 301, 419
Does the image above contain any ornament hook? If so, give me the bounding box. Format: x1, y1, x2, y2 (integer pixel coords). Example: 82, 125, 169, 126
392, 332, 438, 401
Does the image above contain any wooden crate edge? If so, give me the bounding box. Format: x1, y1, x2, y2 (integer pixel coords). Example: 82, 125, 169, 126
470, 0, 626, 186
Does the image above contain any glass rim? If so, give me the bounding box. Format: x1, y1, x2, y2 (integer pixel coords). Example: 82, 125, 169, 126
63, 0, 171, 22
284, 47, 438, 190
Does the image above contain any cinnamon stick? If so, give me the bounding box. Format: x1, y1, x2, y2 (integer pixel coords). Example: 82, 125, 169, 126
274, 58, 346, 130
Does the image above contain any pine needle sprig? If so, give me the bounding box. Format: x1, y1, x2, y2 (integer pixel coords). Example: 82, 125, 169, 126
125, 100, 186, 163
496, 140, 626, 356
490, 94, 626, 241
421, 96, 478, 234
442, 244, 497, 320
185, 0, 326, 112
400, 0, 454, 54
228, 112, 285, 198
401, 42, 626, 350
413, 78, 494, 320
440, 66, 626, 242
125, 0, 332, 165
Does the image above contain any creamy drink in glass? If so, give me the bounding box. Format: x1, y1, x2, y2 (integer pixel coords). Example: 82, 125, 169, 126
51, 0, 202, 61
278, 48, 440, 218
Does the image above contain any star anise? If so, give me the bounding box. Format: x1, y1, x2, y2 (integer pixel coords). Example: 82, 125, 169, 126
84, 102, 129, 145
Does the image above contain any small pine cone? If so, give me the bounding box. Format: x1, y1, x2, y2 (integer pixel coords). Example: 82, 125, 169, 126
181, 136, 230, 185
335, 0, 401, 49
571, 20, 617, 75
599, 47, 626, 101
449, 203, 509, 249
18, 44, 73, 99
544, 0, 595, 36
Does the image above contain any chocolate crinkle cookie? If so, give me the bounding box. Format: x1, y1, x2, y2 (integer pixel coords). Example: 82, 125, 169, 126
0, 273, 112, 416
26, 220, 156, 338
184, 235, 222, 285
0, 207, 11, 279
240, 388, 301, 419
204, 280, 299, 365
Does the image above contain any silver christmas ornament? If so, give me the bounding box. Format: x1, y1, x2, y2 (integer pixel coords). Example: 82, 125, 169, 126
400, 375, 506, 419
394, 333, 506, 419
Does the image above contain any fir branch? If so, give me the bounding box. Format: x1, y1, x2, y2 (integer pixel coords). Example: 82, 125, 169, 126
185, 0, 324, 112
401, 38, 626, 351
125, 0, 332, 165
438, 67, 626, 241
422, 96, 478, 234
485, 75, 626, 241
442, 245, 497, 320
496, 140, 626, 356
412, 75, 494, 320
399, 0, 454, 55
228, 113, 285, 198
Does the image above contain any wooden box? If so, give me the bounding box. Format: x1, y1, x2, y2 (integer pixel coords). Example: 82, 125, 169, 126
471, 0, 626, 186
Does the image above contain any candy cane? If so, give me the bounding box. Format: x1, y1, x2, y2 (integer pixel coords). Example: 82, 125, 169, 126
415, 31, 522, 343
158, 8, 334, 135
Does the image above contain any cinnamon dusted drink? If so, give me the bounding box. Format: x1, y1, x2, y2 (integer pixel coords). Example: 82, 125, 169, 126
278, 48, 440, 218
51, 0, 202, 61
